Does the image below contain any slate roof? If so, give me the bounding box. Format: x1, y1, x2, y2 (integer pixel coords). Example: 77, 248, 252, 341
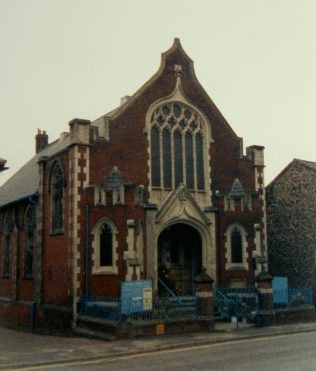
0, 135, 71, 208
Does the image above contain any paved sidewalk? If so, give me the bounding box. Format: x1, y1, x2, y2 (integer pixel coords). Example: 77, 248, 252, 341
1, 321, 316, 370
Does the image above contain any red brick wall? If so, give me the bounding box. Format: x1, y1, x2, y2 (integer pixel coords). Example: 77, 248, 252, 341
41, 152, 72, 306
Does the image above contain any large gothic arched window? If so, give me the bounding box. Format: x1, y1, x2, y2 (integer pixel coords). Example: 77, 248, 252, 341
51, 163, 64, 233
150, 102, 205, 191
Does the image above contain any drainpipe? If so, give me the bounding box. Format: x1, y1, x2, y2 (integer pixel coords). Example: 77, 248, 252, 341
28, 196, 38, 332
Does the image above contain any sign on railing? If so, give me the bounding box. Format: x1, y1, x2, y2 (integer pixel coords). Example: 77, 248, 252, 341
120, 280, 153, 315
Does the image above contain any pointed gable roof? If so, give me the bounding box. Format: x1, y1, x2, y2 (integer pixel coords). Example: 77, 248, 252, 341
267, 158, 316, 190
92, 38, 238, 141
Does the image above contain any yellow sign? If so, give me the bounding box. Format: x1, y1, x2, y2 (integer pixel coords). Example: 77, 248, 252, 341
143, 287, 152, 310
156, 323, 165, 335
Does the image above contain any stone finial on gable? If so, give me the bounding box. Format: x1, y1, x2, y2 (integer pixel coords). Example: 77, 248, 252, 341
229, 178, 245, 198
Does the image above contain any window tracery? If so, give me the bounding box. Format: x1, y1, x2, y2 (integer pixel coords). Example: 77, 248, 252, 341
150, 102, 206, 191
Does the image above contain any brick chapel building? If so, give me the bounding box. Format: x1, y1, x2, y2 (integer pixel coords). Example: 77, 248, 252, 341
0, 39, 267, 330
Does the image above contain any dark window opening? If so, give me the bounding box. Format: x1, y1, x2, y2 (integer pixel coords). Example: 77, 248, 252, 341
100, 224, 113, 266
162, 128, 172, 188
51, 165, 64, 232
3, 235, 11, 277
2, 213, 13, 278
196, 133, 205, 190
24, 207, 35, 278
151, 127, 161, 187
185, 132, 194, 189
174, 130, 183, 186
231, 228, 243, 263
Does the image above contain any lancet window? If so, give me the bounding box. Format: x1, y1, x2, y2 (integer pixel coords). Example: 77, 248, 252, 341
51, 163, 64, 233
24, 206, 35, 278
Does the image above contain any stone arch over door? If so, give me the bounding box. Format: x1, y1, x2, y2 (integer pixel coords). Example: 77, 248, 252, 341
158, 222, 202, 295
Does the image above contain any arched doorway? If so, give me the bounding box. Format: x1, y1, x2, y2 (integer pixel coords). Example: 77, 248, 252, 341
158, 223, 202, 295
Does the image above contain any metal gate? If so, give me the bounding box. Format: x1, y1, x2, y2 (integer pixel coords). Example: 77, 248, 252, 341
214, 287, 259, 325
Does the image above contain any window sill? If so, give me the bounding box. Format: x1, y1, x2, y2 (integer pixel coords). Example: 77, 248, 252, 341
23, 276, 34, 280
227, 265, 247, 271
92, 267, 118, 275
50, 229, 64, 236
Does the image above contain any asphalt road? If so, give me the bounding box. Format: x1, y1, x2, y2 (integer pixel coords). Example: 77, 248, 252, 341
20, 331, 316, 371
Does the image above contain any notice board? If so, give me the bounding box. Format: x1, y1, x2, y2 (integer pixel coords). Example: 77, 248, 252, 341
121, 280, 153, 314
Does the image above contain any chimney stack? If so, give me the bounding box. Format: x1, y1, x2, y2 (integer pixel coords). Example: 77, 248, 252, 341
35, 129, 48, 154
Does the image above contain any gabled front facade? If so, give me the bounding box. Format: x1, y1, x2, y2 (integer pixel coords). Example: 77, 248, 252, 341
267, 159, 316, 303
0, 39, 267, 330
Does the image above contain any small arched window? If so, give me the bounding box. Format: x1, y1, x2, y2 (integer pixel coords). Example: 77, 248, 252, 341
2, 211, 14, 278
24, 206, 35, 278
150, 102, 206, 191
225, 224, 248, 270
100, 224, 113, 267
92, 219, 118, 274
231, 227, 242, 263
51, 163, 64, 233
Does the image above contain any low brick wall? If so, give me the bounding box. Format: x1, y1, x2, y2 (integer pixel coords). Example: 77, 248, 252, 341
0, 300, 73, 335
275, 306, 315, 324
117, 317, 215, 338
0, 299, 32, 330
76, 315, 215, 340
39, 304, 73, 335
257, 306, 315, 326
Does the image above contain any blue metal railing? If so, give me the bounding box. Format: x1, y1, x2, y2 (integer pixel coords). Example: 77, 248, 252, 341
273, 287, 313, 308
214, 287, 259, 325
158, 277, 183, 305
288, 287, 313, 307
80, 295, 198, 322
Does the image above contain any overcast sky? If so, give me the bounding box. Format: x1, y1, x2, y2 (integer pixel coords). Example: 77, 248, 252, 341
0, 0, 315, 186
